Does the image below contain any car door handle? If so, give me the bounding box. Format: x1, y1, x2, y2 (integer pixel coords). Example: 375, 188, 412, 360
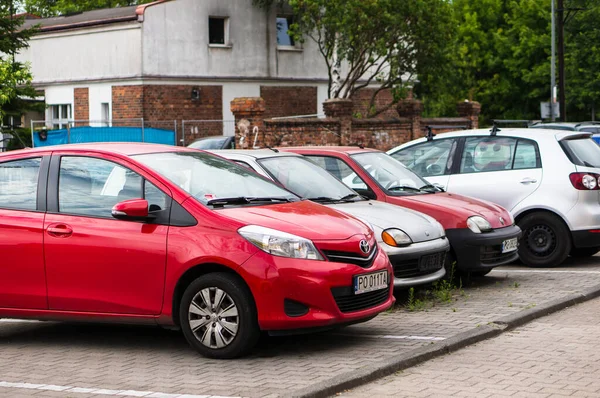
520, 178, 538, 184
47, 223, 73, 237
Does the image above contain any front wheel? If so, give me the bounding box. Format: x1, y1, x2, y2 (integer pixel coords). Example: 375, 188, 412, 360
517, 212, 571, 267
179, 272, 260, 359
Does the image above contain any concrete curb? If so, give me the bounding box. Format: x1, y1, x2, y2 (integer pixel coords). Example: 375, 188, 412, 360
291, 283, 600, 398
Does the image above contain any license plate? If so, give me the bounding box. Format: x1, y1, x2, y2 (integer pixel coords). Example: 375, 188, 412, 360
419, 253, 444, 272
502, 237, 518, 253
354, 270, 388, 295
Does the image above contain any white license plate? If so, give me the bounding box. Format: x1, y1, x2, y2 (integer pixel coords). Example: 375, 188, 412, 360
354, 270, 388, 295
502, 237, 518, 253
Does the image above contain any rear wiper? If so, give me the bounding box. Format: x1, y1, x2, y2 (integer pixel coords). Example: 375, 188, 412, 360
583, 160, 598, 168
206, 196, 292, 206
387, 185, 422, 192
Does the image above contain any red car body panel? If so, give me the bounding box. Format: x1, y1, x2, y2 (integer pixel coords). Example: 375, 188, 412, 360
0, 144, 393, 330
280, 147, 513, 229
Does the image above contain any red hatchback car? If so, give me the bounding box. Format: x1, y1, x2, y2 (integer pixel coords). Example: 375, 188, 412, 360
282, 147, 522, 277
0, 143, 394, 358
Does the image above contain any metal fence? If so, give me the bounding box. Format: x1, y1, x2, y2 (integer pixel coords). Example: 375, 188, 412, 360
30, 119, 178, 147
181, 119, 236, 146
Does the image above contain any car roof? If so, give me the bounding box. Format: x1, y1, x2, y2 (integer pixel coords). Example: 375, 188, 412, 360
400, 127, 592, 146
280, 146, 379, 155
0, 142, 193, 158
209, 149, 303, 160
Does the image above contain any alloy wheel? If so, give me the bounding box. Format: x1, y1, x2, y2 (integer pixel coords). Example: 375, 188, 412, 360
188, 287, 239, 349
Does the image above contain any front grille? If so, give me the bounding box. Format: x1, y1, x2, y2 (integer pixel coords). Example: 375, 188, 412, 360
331, 286, 389, 313
392, 251, 445, 279
322, 246, 378, 268
480, 245, 517, 265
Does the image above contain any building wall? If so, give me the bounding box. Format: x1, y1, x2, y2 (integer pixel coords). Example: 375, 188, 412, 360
17, 24, 143, 84
112, 85, 144, 121
260, 86, 318, 119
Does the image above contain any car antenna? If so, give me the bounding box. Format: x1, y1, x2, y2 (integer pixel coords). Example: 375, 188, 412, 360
265, 146, 279, 153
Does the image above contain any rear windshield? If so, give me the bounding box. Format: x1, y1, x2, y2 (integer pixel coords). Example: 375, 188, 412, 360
560, 138, 600, 168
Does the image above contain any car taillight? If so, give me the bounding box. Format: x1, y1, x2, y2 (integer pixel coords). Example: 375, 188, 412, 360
569, 172, 600, 190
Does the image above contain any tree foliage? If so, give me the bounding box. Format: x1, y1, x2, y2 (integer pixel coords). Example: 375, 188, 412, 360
0, 2, 36, 120
20, 0, 154, 17
261, 0, 454, 117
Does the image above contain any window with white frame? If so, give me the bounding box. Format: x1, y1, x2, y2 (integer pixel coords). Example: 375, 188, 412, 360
209, 17, 229, 46
49, 104, 71, 129
101, 103, 110, 126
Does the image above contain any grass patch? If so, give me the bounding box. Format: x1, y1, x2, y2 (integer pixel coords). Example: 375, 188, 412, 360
403, 262, 465, 312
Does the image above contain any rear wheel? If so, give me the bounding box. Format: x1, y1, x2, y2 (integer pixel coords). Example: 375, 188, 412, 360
179, 272, 260, 359
570, 247, 600, 258
517, 212, 571, 267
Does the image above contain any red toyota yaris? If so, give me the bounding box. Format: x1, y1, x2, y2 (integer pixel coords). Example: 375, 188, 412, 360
0, 143, 393, 358
282, 147, 522, 277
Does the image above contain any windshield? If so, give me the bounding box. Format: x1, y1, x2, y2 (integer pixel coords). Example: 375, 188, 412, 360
351, 152, 434, 194
258, 156, 360, 202
133, 151, 298, 205
188, 137, 230, 150
560, 137, 600, 168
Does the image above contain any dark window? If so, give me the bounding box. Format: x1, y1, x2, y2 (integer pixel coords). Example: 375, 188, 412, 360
391, 139, 457, 177
276, 16, 295, 46
307, 155, 368, 191
460, 137, 541, 173
209, 17, 227, 45
513, 140, 540, 170
560, 137, 600, 168
0, 158, 41, 211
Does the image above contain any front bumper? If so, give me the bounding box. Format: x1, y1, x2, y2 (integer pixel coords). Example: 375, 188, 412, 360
446, 224, 522, 271
385, 237, 450, 289
238, 248, 395, 331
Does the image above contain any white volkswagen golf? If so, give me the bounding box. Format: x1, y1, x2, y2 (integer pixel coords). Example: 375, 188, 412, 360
388, 127, 600, 268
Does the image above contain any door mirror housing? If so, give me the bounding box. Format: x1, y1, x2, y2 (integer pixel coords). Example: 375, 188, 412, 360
111, 199, 154, 221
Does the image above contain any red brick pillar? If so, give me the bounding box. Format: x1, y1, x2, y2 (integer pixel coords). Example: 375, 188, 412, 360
396, 99, 424, 140
323, 99, 353, 145
230, 97, 266, 149
457, 100, 481, 129
74, 87, 89, 126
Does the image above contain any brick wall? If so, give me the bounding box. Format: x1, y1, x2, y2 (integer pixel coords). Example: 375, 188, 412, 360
350, 119, 413, 149
112, 85, 144, 122
260, 86, 318, 119
351, 88, 413, 119
263, 119, 341, 147
74, 87, 89, 123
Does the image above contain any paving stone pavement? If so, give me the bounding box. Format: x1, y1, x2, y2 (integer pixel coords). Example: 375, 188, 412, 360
1, 256, 600, 398
338, 292, 600, 398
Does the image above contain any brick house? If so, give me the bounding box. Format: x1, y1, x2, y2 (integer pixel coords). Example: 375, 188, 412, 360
17, 0, 335, 143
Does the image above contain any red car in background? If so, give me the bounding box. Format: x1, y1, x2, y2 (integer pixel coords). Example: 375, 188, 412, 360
0, 143, 393, 359
281, 147, 522, 277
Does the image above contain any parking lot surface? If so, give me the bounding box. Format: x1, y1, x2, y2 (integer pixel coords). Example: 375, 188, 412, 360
340, 291, 600, 398
1, 257, 600, 398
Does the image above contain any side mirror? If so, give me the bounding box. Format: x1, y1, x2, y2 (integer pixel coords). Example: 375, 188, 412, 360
111, 199, 154, 221
355, 189, 377, 200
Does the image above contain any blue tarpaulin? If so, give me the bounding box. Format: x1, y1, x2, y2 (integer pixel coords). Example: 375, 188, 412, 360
33, 126, 176, 147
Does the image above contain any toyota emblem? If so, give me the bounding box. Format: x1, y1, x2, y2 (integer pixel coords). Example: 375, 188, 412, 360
359, 239, 370, 254
499, 217, 505, 226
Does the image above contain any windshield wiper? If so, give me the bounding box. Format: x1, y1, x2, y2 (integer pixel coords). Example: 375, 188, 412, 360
420, 184, 442, 193
307, 196, 337, 203
308, 193, 359, 203
338, 193, 360, 201
387, 185, 422, 192
206, 196, 292, 206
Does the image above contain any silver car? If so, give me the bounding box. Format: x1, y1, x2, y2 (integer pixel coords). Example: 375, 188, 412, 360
388, 128, 600, 267
210, 149, 450, 289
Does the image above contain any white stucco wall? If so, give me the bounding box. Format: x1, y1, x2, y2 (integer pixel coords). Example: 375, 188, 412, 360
88, 83, 113, 125
142, 0, 328, 80
17, 24, 142, 84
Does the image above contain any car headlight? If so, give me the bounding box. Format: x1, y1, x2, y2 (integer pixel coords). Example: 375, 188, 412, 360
382, 228, 412, 247
467, 216, 492, 233
238, 225, 324, 260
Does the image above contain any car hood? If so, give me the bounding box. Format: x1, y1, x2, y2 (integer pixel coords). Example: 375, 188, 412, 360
327, 200, 444, 243
219, 200, 373, 241
399, 192, 512, 229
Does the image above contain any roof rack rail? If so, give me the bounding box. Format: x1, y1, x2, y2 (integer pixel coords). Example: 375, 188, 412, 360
491, 119, 532, 127
424, 125, 467, 141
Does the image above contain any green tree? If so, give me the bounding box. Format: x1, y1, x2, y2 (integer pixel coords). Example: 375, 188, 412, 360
21, 0, 154, 17
257, 0, 454, 117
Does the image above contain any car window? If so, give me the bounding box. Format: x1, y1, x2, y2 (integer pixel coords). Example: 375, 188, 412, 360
59, 157, 152, 218
578, 127, 600, 134
0, 157, 41, 211
513, 140, 540, 170
560, 137, 600, 168
307, 155, 368, 190
460, 137, 517, 173
390, 139, 457, 177
188, 137, 230, 150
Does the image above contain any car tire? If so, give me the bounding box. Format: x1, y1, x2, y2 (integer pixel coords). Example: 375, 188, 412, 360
569, 247, 600, 257
179, 272, 260, 359
517, 212, 571, 267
